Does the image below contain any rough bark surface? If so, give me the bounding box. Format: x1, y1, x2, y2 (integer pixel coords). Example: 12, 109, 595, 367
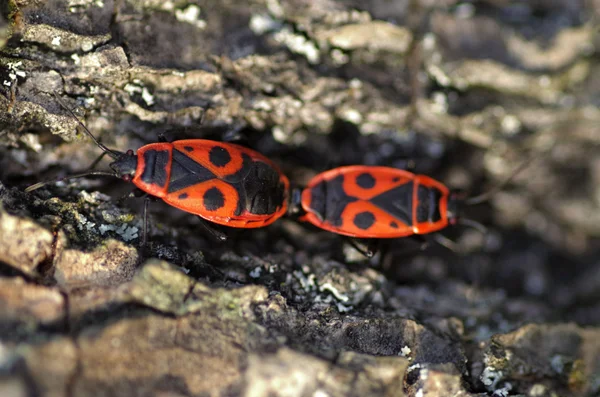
0, 1, 599, 396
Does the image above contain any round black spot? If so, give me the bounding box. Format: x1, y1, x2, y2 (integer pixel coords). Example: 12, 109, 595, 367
390, 221, 398, 228
203, 187, 225, 211
209, 146, 231, 167
353, 211, 375, 230
184, 146, 194, 152
356, 173, 376, 189
392, 177, 400, 182
178, 193, 189, 200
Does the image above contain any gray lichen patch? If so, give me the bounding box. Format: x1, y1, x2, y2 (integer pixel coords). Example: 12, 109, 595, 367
316, 21, 412, 55
0, 94, 83, 142
130, 67, 221, 93
227, 54, 412, 138
481, 324, 600, 396
21, 23, 111, 53
407, 366, 479, 397
426, 57, 589, 104
70, 46, 130, 79
22, 182, 140, 249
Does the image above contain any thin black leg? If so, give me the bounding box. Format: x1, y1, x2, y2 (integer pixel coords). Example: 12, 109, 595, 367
410, 234, 430, 251
87, 151, 109, 171
221, 124, 246, 143
431, 233, 460, 253
117, 188, 146, 206
196, 216, 228, 242
118, 189, 152, 246
142, 196, 151, 246
158, 132, 170, 143
345, 238, 378, 258
383, 235, 429, 257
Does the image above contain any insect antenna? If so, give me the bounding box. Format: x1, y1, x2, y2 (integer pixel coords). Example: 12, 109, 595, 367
25, 171, 119, 193
464, 151, 539, 206
431, 234, 460, 253
457, 218, 488, 234
52, 92, 120, 159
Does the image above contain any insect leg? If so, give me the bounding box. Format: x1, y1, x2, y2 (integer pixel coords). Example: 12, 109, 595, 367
431, 233, 460, 253
196, 216, 228, 242
221, 124, 246, 143
114, 189, 152, 246
157, 131, 172, 143
409, 235, 430, 251
345, 238, 378, 258
381, 235, 430, 258
86, 151, 109, 171
116, 187, 146, 206
142, 196, 151, 246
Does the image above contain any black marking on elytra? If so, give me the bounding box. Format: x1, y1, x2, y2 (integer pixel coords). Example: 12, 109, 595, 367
184, 146, 194, 152
168, 150, 216, 193
141, 150, 170, 187
416, 186, 430, 223
356, 172, 376, 189
209, 146, 232, 167
353, 211, 375, 230
309, 175, 357, 227
390, 221, 398, 228
392, 177, 400, 182
430, 188, 442, 222
178, 193, 188, 200
370, 181, 413, 226
223, 153, 252, 183
242, 161, 285, 215
416, 185, 442, 223
224, 153, 254, 216
222, 154, 285, 216
203, 187, 225, 211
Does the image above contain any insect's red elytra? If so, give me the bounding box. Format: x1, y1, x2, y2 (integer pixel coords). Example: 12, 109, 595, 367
109, 140, 290, 228
297, 165, 458, 238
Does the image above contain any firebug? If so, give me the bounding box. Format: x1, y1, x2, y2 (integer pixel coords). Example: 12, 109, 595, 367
26, 96, 289, 237
291, 160, 534, 250
294, 165, 453, 238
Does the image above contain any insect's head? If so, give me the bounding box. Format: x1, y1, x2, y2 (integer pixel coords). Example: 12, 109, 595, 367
446, 190, 466, 225
444, 189, 489, 238
109, 149, 138, 182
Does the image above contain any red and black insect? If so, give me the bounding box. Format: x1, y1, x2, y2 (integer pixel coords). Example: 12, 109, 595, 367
26, 98, 289, 232
294, 165, 455, 238
116, 140, 289, 228
292, 162, 530, 242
